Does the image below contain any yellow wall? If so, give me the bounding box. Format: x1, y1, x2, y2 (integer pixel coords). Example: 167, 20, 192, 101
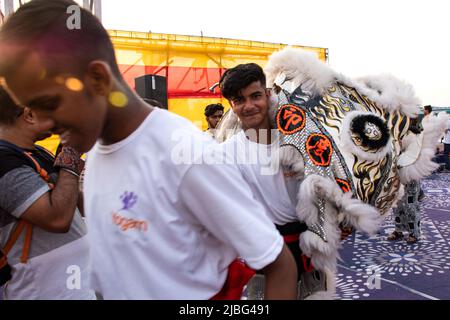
169, 98, 231, 130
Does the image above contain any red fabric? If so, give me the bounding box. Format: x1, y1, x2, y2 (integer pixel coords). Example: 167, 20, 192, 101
283, 233, 315, 272
301, 255, 314, 273
283, 234, 299, 244
211, 260, 256, 300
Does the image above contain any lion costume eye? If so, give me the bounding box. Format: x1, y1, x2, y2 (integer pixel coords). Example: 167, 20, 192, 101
364, 122, 382, 141
349, 114, 390, 152
338, 111, 392, 162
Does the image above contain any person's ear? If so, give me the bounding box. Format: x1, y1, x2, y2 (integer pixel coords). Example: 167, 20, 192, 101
85, 61, 113, 97
227, 99, 236, 110
21, 107, 35, 124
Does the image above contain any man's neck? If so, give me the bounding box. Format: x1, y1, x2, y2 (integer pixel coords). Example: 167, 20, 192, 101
0, 127, 35, 149
99, 92, 153, 145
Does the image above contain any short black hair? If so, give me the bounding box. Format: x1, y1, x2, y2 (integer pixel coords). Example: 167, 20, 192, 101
0, 85, 23, 126
204, 103, 224, 117
219, 63, 266, 100
424, 105, 432, 113
0, 0, 121, 80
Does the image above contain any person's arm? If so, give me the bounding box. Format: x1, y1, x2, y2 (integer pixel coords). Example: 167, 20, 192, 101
21, 170, 79, 232
179, 154, 297, 299
21, 146, 83, 232
262, 244, 297, 299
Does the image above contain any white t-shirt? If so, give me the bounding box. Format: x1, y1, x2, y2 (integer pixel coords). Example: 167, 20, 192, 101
218, 131, 298, 225
83, 108, 284, 300
444, 119, 450, 144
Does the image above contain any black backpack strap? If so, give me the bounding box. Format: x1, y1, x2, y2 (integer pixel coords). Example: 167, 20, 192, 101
0, 140, 38, 171
0, 139, 26, 154
0, 140, 51, 172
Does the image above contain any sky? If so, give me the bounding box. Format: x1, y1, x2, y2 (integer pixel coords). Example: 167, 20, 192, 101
98, 0, 450, 107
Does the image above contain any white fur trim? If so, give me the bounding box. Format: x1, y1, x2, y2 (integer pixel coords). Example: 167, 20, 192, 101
297, 174, 382, 274
264, 47, 421, 117
352, 74, 421, 118
265, 47, 335, 97
296, 175, 323, 225
268, 94, 279, 129
398, 112, 449, 183
214, 108, 242, 142
337, 193, 382, 236
299, 230, 340, 273
296, 176, 342, 272
340, 111, 392, 162
397, 132, 422, 167
309, 175, 382, 235
277, 145, 305, 179
297, 175, 382, 235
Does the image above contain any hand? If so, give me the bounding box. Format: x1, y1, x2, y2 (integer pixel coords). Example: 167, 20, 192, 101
54, 146, 84, 175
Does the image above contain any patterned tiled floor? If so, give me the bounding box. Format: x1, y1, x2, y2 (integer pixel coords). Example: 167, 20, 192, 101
336, 173, 450, 300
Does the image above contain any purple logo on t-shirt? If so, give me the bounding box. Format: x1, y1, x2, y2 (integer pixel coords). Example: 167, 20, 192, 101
120, 191, 138, 211
112, 192, 147, 232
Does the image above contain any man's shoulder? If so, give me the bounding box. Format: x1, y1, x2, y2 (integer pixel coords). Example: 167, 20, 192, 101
218, 130, 243, 145
146, 109, 202, 138
0, 147, 29, 178
148, 110, 214, 149
154, 108, 193, 127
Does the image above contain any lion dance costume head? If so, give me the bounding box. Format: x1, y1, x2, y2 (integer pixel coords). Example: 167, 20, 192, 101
216, 47, 449, 299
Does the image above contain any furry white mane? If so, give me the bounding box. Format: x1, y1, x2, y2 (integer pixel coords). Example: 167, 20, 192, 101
398, 112, 449, 183
264, 47, 335, 97
264, 47, 422, 117
352, 74, 421, 118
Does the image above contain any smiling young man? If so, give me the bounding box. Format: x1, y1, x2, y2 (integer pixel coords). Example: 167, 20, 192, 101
0, 0, 297, 299
218, 63, 326, 299
220, 65, 272, 143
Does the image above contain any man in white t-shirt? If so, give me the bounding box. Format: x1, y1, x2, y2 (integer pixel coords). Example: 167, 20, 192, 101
217, 63, 325, 299
0, 0, 297, 299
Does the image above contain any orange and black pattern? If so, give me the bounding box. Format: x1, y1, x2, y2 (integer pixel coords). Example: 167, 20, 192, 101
276, 104, 306, 135
305, 134, 333, 167
336, 178, 351, 193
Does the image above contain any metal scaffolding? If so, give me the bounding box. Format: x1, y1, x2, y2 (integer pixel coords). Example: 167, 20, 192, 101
0, 0, 14, 25
83, 0, 101, 20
